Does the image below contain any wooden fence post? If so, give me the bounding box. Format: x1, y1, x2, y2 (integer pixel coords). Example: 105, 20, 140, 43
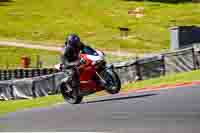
192, 47, 197, 70
135, 56, 142, 81
162, 55, 166, 76
36, 55, 42, 68
0, 70, 1, 80
196, 51, 200, 69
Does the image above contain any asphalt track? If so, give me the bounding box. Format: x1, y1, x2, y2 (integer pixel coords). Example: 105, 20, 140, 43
0, 85, 200, 132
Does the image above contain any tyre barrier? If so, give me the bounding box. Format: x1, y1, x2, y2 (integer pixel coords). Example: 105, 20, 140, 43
0, 68, 59, 81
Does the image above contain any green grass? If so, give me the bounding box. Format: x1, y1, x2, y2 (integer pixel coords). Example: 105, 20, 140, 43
1, 69, 200, 116
122, 69, 200, 91
0, 46, 60, 68
0, 46, 130, 68
0, 94, 63, 116
0, 0, 200, 52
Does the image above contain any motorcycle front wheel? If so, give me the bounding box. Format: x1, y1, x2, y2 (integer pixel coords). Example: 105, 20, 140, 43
60, 82, 83, 104
100, 69, 121, 94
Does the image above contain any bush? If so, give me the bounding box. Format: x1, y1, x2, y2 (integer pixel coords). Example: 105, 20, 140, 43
125, 0, 193, 3
0, 0, 12, 2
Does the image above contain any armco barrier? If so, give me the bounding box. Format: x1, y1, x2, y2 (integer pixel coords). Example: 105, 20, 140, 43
113, 55, 165, 82
137, 55, 165, 80
0, 72, 65, 100
1, 47, 200, 101
113, 47, 200, 83
113, 59, 137, 83
0, 81, 13, 100
163, 47, 196, 74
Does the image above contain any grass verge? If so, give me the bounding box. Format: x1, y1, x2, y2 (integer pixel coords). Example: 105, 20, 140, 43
0, 46, 59, 68
1, 69, 200, 116
0, 46, 130, 69
0, 95, 63, 116
0, 0, 200, 52
122, 69, 200, 91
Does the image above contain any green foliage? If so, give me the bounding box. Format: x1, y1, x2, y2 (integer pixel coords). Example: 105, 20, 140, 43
0, 46, 59, 68
146, 0, 191, 3
123, 70, 200, 91
0, 94, 63, 116
125, 0, 192, 3
0, 46, 129, 68
0, 0, 200, 52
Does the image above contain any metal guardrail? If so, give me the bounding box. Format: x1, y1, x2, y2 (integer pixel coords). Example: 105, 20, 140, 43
0, 72, 65, 100
114, 47, 200, 83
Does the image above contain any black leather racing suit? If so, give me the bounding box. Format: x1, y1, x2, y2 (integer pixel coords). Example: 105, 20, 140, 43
60, 43, 85, 95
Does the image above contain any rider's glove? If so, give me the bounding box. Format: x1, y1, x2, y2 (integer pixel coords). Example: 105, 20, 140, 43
59, 64, 64, 71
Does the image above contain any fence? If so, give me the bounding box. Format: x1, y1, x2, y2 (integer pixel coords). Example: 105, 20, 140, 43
0, 72, 65, 100
114, 47, 200, 84
1, 47, 200, 101
114, 55, 165, 83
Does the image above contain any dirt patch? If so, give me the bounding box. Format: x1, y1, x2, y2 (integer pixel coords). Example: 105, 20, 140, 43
128, 7, 145, 18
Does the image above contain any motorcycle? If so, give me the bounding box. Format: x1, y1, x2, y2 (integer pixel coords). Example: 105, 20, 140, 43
55, 46, 121, 104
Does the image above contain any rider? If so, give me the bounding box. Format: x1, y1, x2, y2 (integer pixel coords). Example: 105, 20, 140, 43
60, 34, 85, 95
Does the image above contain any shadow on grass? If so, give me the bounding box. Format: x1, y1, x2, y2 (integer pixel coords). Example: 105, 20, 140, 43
0, 0, 13, 6
124, 0, 192, 4
84, 93, 157, 104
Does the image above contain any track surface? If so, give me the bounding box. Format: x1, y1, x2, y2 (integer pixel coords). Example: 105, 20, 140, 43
0, 85, 200, 132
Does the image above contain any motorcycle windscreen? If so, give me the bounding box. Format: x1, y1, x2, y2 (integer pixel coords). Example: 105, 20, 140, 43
81, 46, 98, 56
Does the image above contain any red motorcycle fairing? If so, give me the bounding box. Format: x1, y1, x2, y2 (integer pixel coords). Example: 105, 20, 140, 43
79, 54, 102, 92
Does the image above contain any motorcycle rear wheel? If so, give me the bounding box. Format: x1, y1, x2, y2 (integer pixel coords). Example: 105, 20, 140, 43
100, 69, 121, 94
60, 83, 83, 104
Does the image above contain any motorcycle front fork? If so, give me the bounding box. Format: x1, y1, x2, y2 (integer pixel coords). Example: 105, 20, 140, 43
95, 72, 107, 86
